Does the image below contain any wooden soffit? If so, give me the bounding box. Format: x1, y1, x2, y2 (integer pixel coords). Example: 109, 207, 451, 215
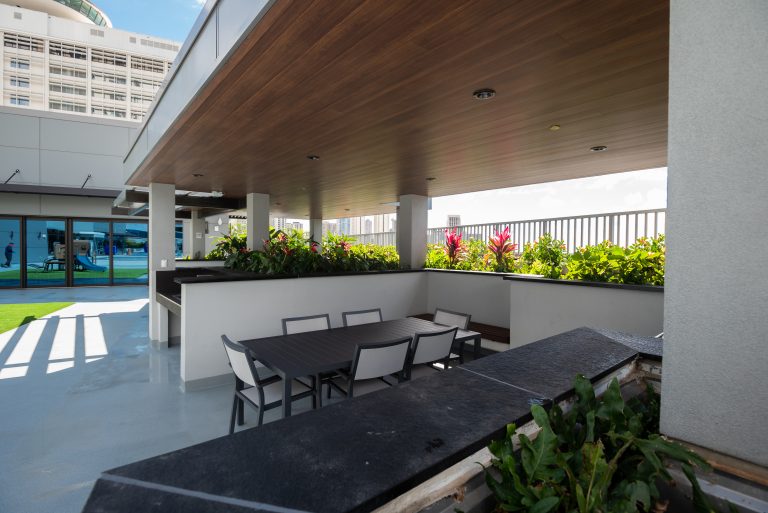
127, 0, 669, 219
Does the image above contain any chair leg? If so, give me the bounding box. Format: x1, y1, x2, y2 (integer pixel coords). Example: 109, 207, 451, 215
237, 398, 245, 426
229, 395, 238, 435
311, 375, 318, 409
257, 406, 265, 426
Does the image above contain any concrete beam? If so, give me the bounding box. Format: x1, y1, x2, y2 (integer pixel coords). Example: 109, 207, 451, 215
246, 193, 270, 250
148, 183, 176, 343
396, 195, 428, 269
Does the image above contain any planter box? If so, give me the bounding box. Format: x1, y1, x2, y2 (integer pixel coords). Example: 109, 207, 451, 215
180, 271, 428, 388
505, 275, 664, 348
425, 269, 509, 328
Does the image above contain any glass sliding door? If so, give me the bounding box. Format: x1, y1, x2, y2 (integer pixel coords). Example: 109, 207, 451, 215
112, 222, 148, 284
0, 217, 21, 288
25, 219, 67, 287
72, 220, 111, 286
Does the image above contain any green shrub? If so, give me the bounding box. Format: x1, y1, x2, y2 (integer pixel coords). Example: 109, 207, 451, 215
223, 229, 399, 275
518, 233, 567, 279
424, 232, 665, 286
486, 375, 720, 513
566, 235, 665, 286
206, 228, 247, 260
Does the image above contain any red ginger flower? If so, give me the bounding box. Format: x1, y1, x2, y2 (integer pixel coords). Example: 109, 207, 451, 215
487, 227, 517, 268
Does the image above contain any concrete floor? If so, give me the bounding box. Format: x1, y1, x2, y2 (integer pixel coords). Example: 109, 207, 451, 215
0, 286, 318, 513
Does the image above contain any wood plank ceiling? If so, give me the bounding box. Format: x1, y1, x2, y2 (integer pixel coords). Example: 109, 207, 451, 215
127, 0, 669, 219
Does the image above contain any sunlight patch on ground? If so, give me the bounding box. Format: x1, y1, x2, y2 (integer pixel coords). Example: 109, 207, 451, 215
0, 298, 149, 381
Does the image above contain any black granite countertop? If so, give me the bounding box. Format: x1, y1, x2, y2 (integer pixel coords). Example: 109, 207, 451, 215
174, 269, 423, 285
82, 327, 655, 513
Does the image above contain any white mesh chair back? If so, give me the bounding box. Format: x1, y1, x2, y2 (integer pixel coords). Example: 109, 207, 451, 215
221, 335, 256, 387
434, 308, 471, 330
342, 308, 382, 327
282, 313, 331, 335
411, 328, 458, 366
352, 337, 411, 381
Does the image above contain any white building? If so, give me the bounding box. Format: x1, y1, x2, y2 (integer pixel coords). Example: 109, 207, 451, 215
0, 0, 181, 288
0, 1, 178, 121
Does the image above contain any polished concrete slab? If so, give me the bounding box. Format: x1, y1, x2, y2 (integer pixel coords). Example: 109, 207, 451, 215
0, 286, 318, 513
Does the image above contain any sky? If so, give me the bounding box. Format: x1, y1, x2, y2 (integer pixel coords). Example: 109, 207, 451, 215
97, 0, 205, 42
97, 2, 668, 229
427, 167, 667, 228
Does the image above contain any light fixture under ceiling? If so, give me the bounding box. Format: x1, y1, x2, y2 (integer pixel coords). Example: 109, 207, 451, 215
307, 155, 320, 160
590, 145, 608, 152
426, 177, 436, 181
472, 88, 496, 100
192, 173, 204, 177
548, 124, 561, 132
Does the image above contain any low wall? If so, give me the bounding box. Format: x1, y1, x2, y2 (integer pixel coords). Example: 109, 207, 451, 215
506, 276, 664, 348
425, 270, 509, 328
180, 272, 428, 386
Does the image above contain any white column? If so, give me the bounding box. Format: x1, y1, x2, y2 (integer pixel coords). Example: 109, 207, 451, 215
189, 212, 206, 259
246, 193, 270, 250
662, 0, 768, 467
309, 218, 323, 242
396, 194, 428, 269
148, 182, 175, 343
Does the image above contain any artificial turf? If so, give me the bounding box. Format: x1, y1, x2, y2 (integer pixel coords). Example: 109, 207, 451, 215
0, 302, 74, 334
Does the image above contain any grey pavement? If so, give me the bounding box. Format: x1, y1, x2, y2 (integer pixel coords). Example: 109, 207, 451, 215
0, 286, 318, 513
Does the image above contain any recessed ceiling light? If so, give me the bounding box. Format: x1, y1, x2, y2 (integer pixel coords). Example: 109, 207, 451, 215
590, 145, 608, 152
344, 208, 351, 212
307, 155, 320, 160
472, 88, 496, 100
548, 124, 561, 132
192, 173, 204, 177
426, 177, 436, 181
275, 202, 281, 206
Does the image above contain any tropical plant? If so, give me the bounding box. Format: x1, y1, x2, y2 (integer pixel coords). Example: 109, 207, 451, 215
444, 228, 464, 268
222, 228, 399, 275
206, 227, 247, 260
565, 235, 665, 286
518, 233, 566, 279
486, 375, 720, 513
486, 227, 517, 272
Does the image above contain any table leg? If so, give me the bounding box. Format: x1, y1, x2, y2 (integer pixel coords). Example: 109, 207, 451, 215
316, 373, 323, 408
474, 336, 482, 360
283, 377, 292, 418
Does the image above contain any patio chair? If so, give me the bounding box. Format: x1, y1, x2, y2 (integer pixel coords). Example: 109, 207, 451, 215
327, 337, 412, 398
281, 313, 332, 404
433, 308, 471, 363
407, 327, 459, 380
282, 313, 331, 335
221, 335, 315, 433
342, 308, 383, 327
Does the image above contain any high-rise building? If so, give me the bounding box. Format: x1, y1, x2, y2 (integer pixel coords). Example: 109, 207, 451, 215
271, 217, 287, 230
0, 1, 179, 121
447, 215, 461, 227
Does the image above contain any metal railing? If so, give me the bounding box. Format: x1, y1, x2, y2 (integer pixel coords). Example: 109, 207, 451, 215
428, 208, 666, 253
341, 208, 666, 252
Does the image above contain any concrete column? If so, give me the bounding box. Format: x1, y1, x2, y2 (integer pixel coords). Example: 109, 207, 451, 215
396, 194, 428, 269
662, 0, 768, 466
309, 218, 323, 242
189, 212, 206, 259
148, 182, 175, 343
246, 193, 270, 250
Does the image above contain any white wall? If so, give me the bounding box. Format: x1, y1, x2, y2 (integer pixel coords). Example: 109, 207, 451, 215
426, 271, 510, 328
0, 107, 136, 191
508, 280, 663, 348
662, 0, 768, 467
180, 272, 428, 384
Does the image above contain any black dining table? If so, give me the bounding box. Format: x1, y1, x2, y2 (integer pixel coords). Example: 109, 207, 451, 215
239, 317, 482, 418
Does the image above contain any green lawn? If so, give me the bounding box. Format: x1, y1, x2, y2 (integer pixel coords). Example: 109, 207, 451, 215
0, 302, 74, 334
